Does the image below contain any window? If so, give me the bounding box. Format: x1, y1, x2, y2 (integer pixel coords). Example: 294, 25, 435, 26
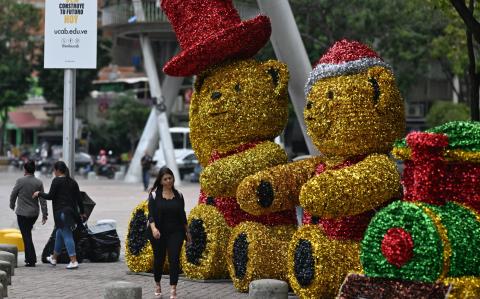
171, 133, 184, 149
406, 103, 425, 118
186, 133, 192, 149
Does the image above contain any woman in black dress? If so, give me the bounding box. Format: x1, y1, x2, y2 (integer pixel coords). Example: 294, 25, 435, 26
33, 161, 86, 270
148, 167, 190, 299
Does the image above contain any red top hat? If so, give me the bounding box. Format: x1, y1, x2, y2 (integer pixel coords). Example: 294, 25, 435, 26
161, 0, 271, 76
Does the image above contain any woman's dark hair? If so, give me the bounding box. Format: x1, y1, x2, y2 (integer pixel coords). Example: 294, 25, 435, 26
54, 161, 70, 177
150, 167, 175, 195
24, 160, 36, 174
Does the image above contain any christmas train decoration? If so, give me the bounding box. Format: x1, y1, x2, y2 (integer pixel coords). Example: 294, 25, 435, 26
340, 121, 480, 298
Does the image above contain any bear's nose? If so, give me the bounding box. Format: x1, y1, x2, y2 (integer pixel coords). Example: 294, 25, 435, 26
211, 91, 222, 100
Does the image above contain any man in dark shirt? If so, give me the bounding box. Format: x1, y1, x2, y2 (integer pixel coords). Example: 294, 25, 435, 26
10, 160, 48, 266
141, 151, 155, 191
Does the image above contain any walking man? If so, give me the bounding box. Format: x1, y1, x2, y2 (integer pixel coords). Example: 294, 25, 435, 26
141, 151, 155, 191
10, 160, 48, 267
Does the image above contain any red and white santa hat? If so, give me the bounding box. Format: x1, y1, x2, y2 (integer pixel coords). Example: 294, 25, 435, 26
304, 39, 392, 96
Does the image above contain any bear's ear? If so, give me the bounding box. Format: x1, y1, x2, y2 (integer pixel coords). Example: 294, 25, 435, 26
194, 68, 213, 93
261, 60, 289, 97
193, 74, 206, 93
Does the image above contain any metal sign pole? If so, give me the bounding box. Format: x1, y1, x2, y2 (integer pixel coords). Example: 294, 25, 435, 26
63, 68, 76, 178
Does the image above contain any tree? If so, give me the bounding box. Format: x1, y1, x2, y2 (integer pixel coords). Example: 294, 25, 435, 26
426, 101, 470, 127
88, 93, 150, 155
0, 0, 40, 154
252, 0, 447, 96
36, 33, 112, 107
427, 0, 480, 120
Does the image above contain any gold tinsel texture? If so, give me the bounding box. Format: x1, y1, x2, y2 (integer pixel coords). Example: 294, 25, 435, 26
304, 66, 405, 158
189, 59, 289, 167
125, 200, 153, 273
287, 225, 361, 299
181, 204, 231, 279
226, 222, 296, 292
200, 141, 288, 197
299, 153, 401, 218
443, 277, 480, 299
184, 57, 294, 283
237, 157, 324, 215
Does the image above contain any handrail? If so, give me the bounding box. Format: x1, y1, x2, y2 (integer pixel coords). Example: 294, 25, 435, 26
102, 0, 259, 27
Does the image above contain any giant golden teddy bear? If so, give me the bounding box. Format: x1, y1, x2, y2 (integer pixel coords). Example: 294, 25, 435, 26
237, 39, 405, 298
160, 0, 298, 292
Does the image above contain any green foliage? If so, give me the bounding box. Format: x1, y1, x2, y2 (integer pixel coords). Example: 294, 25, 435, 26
0, 0, 41, 153
427, 0, 480, 75
36, 34, 112, 107
88, 93, 150, 154
0, 52, 32, 110
256, 0, 447, 95
0, 0, 40, 110
426, 101, 470, 127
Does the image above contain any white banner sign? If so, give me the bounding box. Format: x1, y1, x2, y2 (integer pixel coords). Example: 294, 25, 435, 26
44, 0, 97, 69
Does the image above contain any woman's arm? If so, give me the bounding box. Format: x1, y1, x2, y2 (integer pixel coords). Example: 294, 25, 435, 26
148, 191, 161, 239
179, 192, 188, 225
37, 177, 60, 200
147, 191, 156, 224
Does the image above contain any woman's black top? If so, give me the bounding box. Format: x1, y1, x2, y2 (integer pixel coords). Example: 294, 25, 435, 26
39, 176, 84, 228
148, 188, 187, 235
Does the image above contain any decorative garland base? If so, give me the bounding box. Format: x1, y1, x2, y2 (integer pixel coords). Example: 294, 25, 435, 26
337, 273, 450, 299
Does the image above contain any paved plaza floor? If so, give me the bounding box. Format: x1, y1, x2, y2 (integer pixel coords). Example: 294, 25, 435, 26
0, 167, 273, 299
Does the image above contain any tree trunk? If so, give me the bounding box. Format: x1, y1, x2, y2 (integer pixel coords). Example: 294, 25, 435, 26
467, 0, 480, 121
0, 108, 7, 155
451, 0, 480, 45
438, 59, 462, 101
130, 138, 136, 157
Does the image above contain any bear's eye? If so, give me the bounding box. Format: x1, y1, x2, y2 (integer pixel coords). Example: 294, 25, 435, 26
368, 78, 380, 104
306, 101, 313, 109
234, 83, 241, 92
327, 90, 334, 100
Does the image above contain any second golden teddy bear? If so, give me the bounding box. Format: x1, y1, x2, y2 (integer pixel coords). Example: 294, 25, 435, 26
237, 39, 405, 298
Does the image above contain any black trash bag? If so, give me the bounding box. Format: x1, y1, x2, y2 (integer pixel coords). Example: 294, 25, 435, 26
88, 229, 121, 262
41, 223, 91, 264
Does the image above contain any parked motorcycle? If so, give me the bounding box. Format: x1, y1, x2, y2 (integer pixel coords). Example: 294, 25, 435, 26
96, 163, 117, 179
